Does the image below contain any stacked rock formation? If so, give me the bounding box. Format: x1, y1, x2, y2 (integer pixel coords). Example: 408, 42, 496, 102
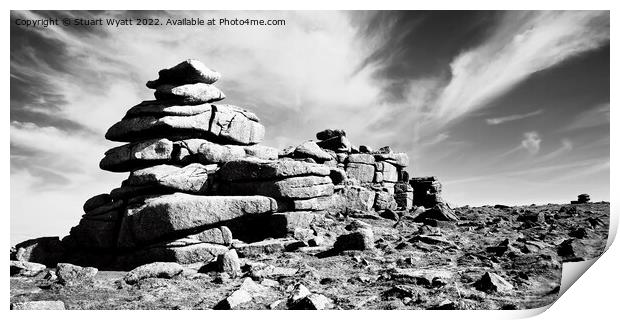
14, 59, 455, 270
62, 60, 282, 269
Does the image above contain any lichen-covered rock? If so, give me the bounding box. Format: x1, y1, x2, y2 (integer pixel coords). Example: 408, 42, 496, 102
187, 226, 233, 245
473, 272, 514, 293
374, 191, 397, 211
341, 186, 375, 212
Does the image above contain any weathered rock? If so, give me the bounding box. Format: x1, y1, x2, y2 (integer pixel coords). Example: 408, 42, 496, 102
126, 163, 217, 194
375, 191, 397, 211
67, 218, 121, 249
374, 152, 409, 167
346, 162, 375, 183
380, 209, 400, 221
12, 237, 64, 267
10, 260, 46, 277
124, 101, 214, 119
293, 141, 332, 161
105, 105, 264, 145
100, 139, 174, 172
290, 196, 335, 211
267, 211, 325, 236
187, 226, 233, 245
154, 83, 225, 104
123, 262, 184, 284
292, 293, 333, 310
341, 186, 375, 212
390, 268, 454, 287
381, 162, 399, 182
118, 240, 229, 268
329, 167, 347, 185
473, 272, 514, 293
214, 277, 268, 309
83, 193, 113, 212
56, 263, 98, 286
359, 145, 373, 153
317, 135, 352, 153
413, 202, 458, 222
216, 249, 241, 277
557, 239, 588, 261
11, 301, 65, 310
217, 159, 330, 181
233, 239, 290, 257
146, 59, 221, 88
334, 228, 374, 251
316, 129, 346, 140
347, 154, 376, 165
219, 176, 334, 200
82, 199, 125, 218
117, 194, 277, 247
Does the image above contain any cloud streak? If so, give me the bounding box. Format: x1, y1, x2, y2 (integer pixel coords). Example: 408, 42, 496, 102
486, 109, 543, 125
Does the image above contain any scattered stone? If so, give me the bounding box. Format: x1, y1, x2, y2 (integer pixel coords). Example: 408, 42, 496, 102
11, 300, 66, 310
474, 272, 514, 293
56, 263, 98, 286
292, 293, 333, 310
123, 262, 184, 284
214, 277, 268, 309
217, 249, 241, 278
10, 260, 46, 277
334, 228, 374, 251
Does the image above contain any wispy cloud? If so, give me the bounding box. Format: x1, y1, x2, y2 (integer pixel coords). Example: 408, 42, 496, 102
432, 11, 609, 124
561, 102, 609, 132
486, 109, 543, 125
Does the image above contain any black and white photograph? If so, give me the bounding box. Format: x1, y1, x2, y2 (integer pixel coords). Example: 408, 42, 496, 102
8, 6, 615, 314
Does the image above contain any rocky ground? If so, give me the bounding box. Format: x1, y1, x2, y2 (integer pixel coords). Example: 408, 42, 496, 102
10, 202, 609, 310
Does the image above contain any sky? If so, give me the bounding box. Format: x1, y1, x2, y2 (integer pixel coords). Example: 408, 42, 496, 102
10, 10, 610, 243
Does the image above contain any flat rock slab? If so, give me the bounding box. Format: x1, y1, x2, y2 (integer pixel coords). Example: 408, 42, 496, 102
117, 241, 229, 269
118, 193, 277, 247
123, 262, 184, 284
105, 105, 264, 145
217, 159, 331, 181
100, 138, 174, 172
154, 83, 225, 104
126, 163, 217, 194
147, 59, 220, 87
219, 176, 334, 200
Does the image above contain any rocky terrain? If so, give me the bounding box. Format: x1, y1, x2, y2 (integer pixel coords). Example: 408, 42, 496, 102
10, 202, 609, 310
10, 60, 610, 310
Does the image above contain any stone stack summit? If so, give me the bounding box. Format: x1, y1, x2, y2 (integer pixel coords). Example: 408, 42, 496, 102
12, 59, 456, 270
